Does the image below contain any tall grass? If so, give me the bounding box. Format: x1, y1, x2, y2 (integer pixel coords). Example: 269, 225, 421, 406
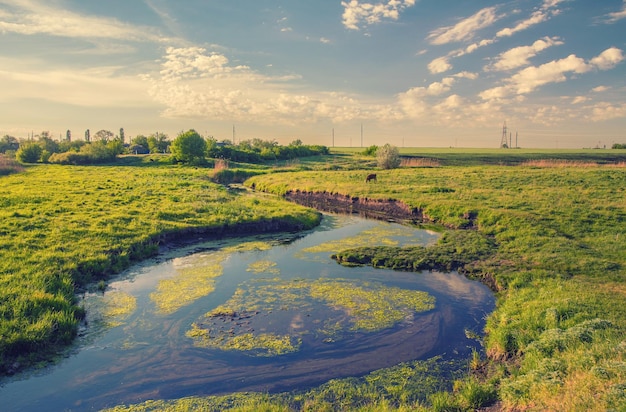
0, 155, 24, 176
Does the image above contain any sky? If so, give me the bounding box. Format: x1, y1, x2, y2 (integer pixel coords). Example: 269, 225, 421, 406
0, 0, 625, 148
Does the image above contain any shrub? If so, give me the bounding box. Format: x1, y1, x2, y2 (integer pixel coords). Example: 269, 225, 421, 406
170, 129, 207, 164
16, 143, 43, 163
376, 144, 401, 169
362, 145, 378, 157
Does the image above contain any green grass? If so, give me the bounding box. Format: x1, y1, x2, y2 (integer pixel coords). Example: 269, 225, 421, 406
0, 163, 320, 372
246, 161, 626, 410
332, 146, 626, 166
4, 150, 626, 410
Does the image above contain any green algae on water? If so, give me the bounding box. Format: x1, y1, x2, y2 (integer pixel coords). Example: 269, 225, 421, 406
84, 291, 137, 328
150, 241, 274, 315
186, 278, 435, 356
247, 260, 280, 275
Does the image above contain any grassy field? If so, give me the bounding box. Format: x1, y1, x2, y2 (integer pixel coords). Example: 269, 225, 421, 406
0, 160, 320, 373
3, 150, 626, 410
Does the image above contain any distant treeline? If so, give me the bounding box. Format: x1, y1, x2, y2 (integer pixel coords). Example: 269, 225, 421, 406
207, 138, 329, 163
1, 130, 328, 166
612, 143, 626, 149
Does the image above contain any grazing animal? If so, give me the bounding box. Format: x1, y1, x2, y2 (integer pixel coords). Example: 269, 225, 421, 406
365, 173, 377, 183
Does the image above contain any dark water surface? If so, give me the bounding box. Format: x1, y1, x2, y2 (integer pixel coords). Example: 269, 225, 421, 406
0, 214, 495, 411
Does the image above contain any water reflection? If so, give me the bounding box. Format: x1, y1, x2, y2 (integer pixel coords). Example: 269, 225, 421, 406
0, 214, 494, 412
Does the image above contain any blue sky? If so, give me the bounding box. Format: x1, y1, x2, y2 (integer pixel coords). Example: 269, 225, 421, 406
0, 0, 625, 148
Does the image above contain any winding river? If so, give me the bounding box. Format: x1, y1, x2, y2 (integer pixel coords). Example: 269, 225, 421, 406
0, 214, 494, 411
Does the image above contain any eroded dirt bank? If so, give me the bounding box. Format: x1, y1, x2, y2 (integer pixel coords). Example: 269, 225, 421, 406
285, 190, 428, 223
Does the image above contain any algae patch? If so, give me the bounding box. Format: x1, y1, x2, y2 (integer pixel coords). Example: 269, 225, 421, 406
187, 278, 435, 356
247, 260, 280, 275
301, 223, 436, 255
151, 241, 273, 315
84, 291, 137, 328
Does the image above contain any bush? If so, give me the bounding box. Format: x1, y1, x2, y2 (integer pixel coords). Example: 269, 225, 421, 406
16, 143, 43, 163
362, 145, 378, 157
170, 129, 206, 164
376, 144, 401, 169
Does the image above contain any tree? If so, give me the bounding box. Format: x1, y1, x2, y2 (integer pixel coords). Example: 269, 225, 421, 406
66, 130, 72, 141
16, 142, 43, 163
38, 135, 59, 154
0, 135, 19, 153
119, 128, 125, 144
85, 129, 90, 142
376, 143, 401, 169
148, 132, 169, 153
170, 129, 206, 164
94, 129, 114, 143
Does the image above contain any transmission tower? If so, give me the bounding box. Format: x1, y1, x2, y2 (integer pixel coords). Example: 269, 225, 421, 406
500, 121, 509, 148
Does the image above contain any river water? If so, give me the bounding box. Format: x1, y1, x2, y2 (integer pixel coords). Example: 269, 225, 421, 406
0, 214, 494, 411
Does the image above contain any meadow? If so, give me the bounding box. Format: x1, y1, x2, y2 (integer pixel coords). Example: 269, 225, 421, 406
0, 158, 320, 373
2, 149, 626, 411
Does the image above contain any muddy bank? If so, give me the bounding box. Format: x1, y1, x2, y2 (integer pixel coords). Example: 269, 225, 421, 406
285, 190, 427, 223
153, 217, 319, 247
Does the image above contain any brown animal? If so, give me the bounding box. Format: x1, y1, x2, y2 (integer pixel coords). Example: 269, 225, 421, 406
365, 173, 377, 183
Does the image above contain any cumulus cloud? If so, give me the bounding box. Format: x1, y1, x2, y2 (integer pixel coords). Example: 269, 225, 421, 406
480, 47, 624, 100
397, 77, 461, 118
427, 7, 498, 45
145, 47, 391, 124
0, 0, 165, 42
341, 0, 416, 30
486, 36, 563, 71
589, 47, 624, 70
454, 71, 479, 80
428, 56, 452, 74
590, 102, 626, 121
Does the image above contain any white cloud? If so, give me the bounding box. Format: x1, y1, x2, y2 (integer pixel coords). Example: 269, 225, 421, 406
487, 36, 563, 71
601, 0, 626, 24
454, 71, 479, 80
428, 56, 452, 74
0, 0, 166, 42
425, 1, 567, 75
320, 37, 331, 44
509, 54, 590, 94
592, 85, 610, 93
496, 0, 566, 38
341, 0, 416, 30
571, 96, 588, 104
397, 78, 458, 117
427, 7, 498, 45
480, 48, 624, 100
589, 47, 624, 70
145, 47, 386, 124
590, 102, 626, 121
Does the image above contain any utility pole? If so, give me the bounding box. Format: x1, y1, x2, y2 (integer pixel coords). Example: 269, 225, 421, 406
360, 123, 363, 148
500, 121, 508, 148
